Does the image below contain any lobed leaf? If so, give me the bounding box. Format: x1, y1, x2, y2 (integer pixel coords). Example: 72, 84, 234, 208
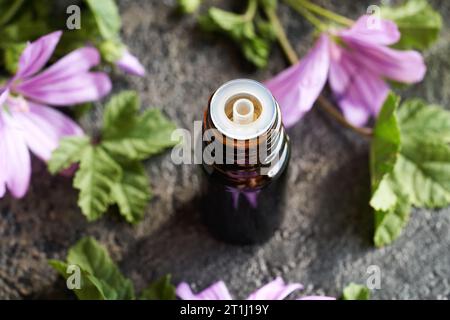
102, 91, 177, 160
84, 0, 121, 40
382, 0, 442, 50
49, 237, 134, 300
342, 283, 371, 300
111, 161, 152, 224
74, 145, 122, 221
140, 275, 176, 300
48, 136, 90, 174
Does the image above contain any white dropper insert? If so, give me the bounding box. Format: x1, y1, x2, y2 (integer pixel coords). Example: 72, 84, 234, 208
233, 98, 254, 125
210, 79, 277, 140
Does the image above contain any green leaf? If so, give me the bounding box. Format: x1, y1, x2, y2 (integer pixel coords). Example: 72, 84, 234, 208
140, 275, 176, 300
102, 90, 139, 133
48, 259, 109, 300
177, 0, 202, 14
398, 99, 450, 143
198, 0, 272, 68
48, 136, 91, 174
396, 100, 450, 208
242, 36, 270, 68
395, 139, 450, 208
374, 192, 411, 247
382, 0, 442, 50
342, 283, 370, 300
102, 91, 177, 160
370, 93, 401, 211
74, 145, 122, 221
370, 96, 450, 246
84, 0, 121, 40
99, 40, 125, 64
49, 237, 135, 300
111, 161, 152, 224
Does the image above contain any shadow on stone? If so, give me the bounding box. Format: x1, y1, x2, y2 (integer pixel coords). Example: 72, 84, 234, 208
121, 195, 261, 293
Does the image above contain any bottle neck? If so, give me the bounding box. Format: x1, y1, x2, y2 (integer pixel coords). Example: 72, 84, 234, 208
202, 101, 290, 190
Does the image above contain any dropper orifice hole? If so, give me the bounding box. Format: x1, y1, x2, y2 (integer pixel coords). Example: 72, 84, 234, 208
233, 98, 254, 125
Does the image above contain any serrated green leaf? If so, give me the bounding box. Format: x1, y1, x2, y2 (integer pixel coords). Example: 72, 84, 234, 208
370, 96, 450, 246
382, 0, 442, 50
398, 99, 450, 143
102, 91, 177, 160
48, 136, 91, 174
374, 192, 411, 248
140, 275, 176, 300
48, 259, 109, 300
84, 0, 121, 40
74, 145, 122, 221
111, 161, 152, 224
395, 139, 450, 208
370, 93, 400, 202
342, 283, 370, 300
102, 90, 139, 133
49, 237, 135, 300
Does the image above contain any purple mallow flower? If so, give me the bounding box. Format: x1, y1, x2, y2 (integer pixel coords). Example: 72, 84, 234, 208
0, 31, 112, 198
266, 15, 426, 127
115, 49, 146, 77
176, 277, 335, 300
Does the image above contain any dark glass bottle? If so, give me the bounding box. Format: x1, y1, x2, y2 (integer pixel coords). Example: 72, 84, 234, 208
200, 79, 290, 245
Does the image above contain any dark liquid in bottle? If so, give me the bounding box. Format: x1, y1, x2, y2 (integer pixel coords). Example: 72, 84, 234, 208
201, 151, 289, 245
200, 79, 290, 245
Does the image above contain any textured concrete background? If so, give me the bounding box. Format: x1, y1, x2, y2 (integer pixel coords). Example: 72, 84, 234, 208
1, 0, 450, 299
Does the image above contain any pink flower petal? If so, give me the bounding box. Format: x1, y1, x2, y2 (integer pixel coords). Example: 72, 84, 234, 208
329, 42, 389, 126
18, 47, 101, 87
246, 277, 303, 300
339, 15, 400, 46
116, 50, 146, 77
0, 87, 9, 107
265, 34, 330, 128
16, 72, 112, 106
344, 37, 426, 83
176, 282, 233, 300
298, 296, 336, 300
11, 102, 83, 161
16, 31, 62, 80
0, 113, 31, 198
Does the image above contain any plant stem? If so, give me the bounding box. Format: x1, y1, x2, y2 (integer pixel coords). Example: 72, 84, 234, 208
264, 7, 298, 66
244, 0, 258, 21
284, 0, 353, 27
265, 6, 373, 138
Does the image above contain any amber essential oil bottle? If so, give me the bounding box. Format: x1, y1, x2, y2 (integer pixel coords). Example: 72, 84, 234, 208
201, 79, 290, 245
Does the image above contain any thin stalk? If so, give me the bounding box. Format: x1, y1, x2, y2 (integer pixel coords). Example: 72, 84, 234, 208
265, 7, 372, 138
264, 7, 298, 66
284, 0, 353, 27
243, 0, 258, 21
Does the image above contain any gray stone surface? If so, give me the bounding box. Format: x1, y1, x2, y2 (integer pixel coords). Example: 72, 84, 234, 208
1, 0, 450, 299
